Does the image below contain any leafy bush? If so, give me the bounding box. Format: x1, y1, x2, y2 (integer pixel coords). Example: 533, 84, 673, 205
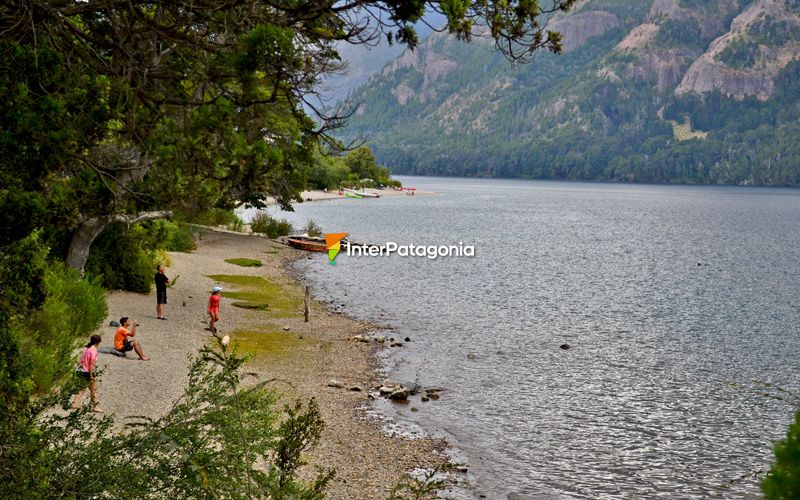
138, 219, 197, 252
85, 222, 155, 293
166, 222, 197, 252
762, 410, 800, 499
0, 233, 107, 493
303, 219, 323, 237
24, 263, 108, 394
0, 233, 107, 399
250, 212, 294, 238
227, 215, 246, 233
188, 208, 241, 227
84, 219, 198, 293
0, 341, 333, 499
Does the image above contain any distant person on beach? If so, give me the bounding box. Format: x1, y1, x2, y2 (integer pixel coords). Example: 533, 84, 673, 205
208, 286, 222, 333
71, 335, 103, 412
114, 317, 150, 360
155, 264, 170, 320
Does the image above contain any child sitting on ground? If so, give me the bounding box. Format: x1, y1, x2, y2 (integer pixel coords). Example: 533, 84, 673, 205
114, 317, 150, 361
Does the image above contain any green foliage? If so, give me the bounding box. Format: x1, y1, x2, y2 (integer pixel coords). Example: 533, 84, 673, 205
0, 233, 107, 492
23, 263, 108, 395
250, 213, 294, 238
0, 342, 333, 498
0, 40, 111, 248
0, 234, 104, 399
134, 219, 197, 253
654, 19, 706, 50
227, 215, 246, 233
762, 411, 800, 499
85, 223, 158, 293
303, 220, 323, 237
306, 146, 400, 190
750, 16, 800, 46
164, 222, 198, 252
307, 151, 351, 189
189, 208, 242, 227
717, 37, 760, 69
84, 219, 197, 293
344, 146, 393, 184
225, 258, 263, 267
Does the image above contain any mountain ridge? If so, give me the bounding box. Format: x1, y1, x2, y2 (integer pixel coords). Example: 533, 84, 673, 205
339, 0, 800, 186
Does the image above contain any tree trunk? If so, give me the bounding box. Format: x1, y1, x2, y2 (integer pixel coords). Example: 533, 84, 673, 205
66, 211, 172, 275
65, 217, 109, 274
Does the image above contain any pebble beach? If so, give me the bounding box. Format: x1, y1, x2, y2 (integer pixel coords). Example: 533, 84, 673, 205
95, 228, 445, 499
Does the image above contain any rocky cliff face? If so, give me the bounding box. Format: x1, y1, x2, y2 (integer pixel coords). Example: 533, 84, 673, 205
675, 0, 800, 100
549, 11, 622, 53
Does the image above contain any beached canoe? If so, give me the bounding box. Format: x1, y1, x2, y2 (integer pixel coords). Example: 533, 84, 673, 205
287, 236, 328, 252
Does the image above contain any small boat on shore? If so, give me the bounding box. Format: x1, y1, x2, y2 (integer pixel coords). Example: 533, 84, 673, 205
344, 188, 380, 198
286, 235, 328, 252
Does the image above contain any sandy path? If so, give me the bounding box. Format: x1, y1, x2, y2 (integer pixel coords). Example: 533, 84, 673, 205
95, 229, 444, 498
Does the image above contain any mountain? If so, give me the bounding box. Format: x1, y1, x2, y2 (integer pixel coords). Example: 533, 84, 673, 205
319, 12, 447, 104
338, 0, 800, 186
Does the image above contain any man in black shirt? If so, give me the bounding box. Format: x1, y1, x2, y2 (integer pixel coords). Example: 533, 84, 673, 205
155, 264, 170, 320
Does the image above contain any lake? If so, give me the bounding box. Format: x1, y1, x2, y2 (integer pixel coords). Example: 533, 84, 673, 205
242, 177, 800, 498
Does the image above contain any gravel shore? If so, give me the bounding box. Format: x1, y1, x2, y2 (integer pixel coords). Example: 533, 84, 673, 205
96, 228, 445, 498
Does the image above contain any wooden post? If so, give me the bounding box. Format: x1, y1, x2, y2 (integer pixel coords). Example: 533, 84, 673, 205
304, 286, 310, 323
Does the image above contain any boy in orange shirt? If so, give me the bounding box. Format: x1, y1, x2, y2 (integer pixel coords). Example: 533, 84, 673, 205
114, 317, 150, 361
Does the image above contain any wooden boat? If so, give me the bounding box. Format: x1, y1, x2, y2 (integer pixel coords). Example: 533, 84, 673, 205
286, 236, 328, 252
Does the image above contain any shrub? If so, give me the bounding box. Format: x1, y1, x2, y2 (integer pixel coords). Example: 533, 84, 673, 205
303, 219, 323, 237
166, 222, 197, 252
226, 215, 245, 233
0, 233, 107, 399
24, 263, 107, 394
762, 410, 800, 499
0, 342, 334, 499
137, 219, 197, 252
85, 223, 155, 293
0, 233, 107, 494
250, 212, 294, 238
84, 219, 197, 293
188, 207, 240, 227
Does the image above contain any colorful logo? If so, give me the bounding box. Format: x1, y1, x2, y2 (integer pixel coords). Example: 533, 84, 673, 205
325, 232, 348, 265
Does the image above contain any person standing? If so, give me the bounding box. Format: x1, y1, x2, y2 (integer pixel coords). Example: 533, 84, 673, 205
208, 286, 222, 334
114, 317, 150, 361
155, 264, 170, 320
71, 335, 103, 412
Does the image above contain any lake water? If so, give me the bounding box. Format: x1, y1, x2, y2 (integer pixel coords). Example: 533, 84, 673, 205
242, 177, 800, 499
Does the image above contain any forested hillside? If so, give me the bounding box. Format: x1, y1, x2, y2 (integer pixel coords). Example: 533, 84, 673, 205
340, 0, 800, 186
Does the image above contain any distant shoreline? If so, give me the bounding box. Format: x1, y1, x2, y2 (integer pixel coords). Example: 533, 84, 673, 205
263, 187, 436, 206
